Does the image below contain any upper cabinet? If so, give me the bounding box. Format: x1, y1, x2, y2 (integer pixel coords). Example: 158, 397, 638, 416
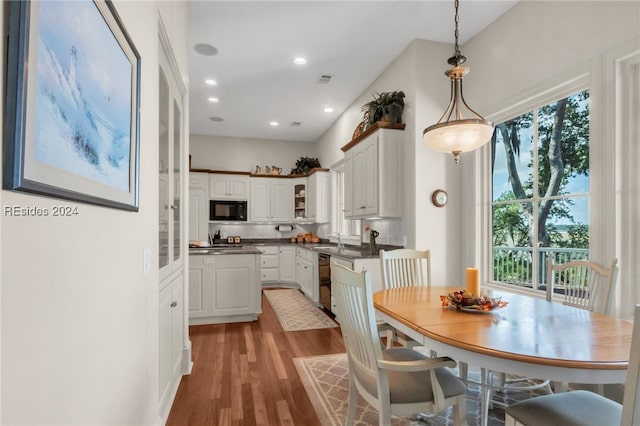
342, 124, 403, 219
158, 42, 185, 277
307, 170, 330, 223
209, 173, 250, 200
188, 173, 209, 242
292, 178, 308, 222
250, 178, 291, 223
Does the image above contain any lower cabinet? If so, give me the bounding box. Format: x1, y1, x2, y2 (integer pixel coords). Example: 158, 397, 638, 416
159, 273, 184, 418
257, 246, 280, 284
330, 256, 382, 316
279, 246, 296, 282
297, 247, 318, 303
189, 254, 261, 324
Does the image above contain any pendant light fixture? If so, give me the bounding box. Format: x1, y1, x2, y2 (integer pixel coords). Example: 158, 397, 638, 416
423, 0, 494, 164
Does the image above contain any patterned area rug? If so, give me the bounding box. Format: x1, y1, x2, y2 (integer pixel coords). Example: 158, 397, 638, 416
294, 353, 549, 426
264, 289, 338, 331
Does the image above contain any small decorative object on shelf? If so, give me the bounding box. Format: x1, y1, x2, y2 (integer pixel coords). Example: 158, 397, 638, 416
441, 289, 508, 312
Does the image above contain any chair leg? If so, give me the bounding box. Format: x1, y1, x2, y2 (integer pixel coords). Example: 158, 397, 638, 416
452, 394, 468, 426
379, 400, 392, 426
459, 361, 469, 384
385, 329, 394, 349
346, 378, 358, 425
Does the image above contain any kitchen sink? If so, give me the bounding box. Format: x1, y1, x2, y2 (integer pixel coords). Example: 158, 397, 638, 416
314, 247, 365, 257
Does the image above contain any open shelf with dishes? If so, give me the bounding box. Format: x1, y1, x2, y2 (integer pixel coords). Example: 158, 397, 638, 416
293, 182, 306, 220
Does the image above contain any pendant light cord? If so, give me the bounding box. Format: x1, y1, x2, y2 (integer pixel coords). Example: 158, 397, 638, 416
448, 0, 466, 67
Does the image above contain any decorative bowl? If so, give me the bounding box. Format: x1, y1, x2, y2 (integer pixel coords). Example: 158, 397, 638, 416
440, 289, 508, 312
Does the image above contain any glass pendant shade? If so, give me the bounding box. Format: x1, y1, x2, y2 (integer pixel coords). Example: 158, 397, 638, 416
424, 119, 494, 162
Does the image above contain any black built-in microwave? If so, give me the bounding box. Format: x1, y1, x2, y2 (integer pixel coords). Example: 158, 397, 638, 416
209, 200, 247, 221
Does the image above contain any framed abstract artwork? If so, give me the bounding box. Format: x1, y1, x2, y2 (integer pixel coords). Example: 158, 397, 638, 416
3, 0, 141, 211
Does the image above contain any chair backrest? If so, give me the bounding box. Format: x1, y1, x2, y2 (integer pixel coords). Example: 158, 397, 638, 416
622, 304, 640, 425
331, 264, 383, 385
546, 256, 618, 315
380, 248, 431, 289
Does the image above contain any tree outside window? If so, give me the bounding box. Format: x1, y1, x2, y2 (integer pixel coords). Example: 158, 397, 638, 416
491, 90, 590, 292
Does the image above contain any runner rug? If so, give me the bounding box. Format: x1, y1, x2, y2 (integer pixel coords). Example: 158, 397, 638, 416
294, 353, 549, 426
263, 289, 338, 331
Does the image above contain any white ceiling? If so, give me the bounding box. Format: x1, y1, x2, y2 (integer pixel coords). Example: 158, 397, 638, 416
188, 1, 518, 142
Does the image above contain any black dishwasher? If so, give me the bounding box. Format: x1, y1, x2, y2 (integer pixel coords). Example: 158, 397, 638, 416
318, 253, 331, 313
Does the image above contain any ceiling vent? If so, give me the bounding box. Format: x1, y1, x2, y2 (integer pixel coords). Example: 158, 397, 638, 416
290, 121, 302, 127
318, 74, 334, 84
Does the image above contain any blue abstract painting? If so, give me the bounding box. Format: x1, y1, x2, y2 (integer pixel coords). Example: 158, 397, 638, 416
34, 1, 132, 192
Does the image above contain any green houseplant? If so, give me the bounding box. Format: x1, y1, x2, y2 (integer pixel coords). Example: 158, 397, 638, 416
290, 157, 321, 175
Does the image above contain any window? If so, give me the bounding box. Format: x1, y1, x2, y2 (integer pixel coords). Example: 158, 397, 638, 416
491, 90, 590, 293
331, 162, 360, 243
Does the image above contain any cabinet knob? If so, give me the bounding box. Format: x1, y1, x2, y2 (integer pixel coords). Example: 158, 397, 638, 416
170, 301, 178, 308
360, 206, 366, 209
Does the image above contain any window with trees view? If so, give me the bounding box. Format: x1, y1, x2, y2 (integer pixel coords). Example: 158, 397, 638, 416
491, 90, 589, 292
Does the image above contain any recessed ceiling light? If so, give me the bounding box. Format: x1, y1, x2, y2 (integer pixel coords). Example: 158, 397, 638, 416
208, 97, 219, 103
209, 117, 224, 122
324, 107, 334, 113
269, 121, 279, 126
294, 57, 307, 65
194, 43, 218, 56
205, 79, 217, 86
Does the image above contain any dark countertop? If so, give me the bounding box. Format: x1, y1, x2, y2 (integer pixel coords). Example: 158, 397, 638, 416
189, 246, 262, 256
189, 239, 401, 259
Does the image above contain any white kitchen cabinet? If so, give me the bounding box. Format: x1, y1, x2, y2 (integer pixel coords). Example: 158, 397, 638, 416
343, 126, 403, 219
307, 170, 330, 223
256, 246, 279, 284
292, 178, 308, 222
330, 255, 382, 316
343, 153, 354, 217
279, 246, 296, 282
159, 274, 184, 408
250, 178, 291, 222
159, 33, 188, 423
188, 172, 209, 242
297, 247, 319, 303
189, 254, 261, 324
209, 173, 250, 200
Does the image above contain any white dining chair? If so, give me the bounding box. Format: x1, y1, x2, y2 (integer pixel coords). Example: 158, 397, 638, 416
545, 256, 619, 394
504, 304, 640, 426
379, 249, 431, 349
546, 257, 619, 315
331, 264, 468, 426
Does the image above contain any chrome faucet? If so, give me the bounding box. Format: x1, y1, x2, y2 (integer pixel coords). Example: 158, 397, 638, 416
333, 232, 344, 251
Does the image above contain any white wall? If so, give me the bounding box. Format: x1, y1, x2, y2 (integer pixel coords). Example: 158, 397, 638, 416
190, 133, 318, 173
0, 1, 189, 424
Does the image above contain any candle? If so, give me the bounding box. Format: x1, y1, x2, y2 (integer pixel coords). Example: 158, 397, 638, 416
466, 267, 480, 296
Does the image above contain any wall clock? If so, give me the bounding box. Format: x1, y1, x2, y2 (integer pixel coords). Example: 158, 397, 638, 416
431, 189, 448, 207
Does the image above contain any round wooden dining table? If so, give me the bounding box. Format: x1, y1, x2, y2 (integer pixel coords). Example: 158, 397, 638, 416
373, 285, 633, 426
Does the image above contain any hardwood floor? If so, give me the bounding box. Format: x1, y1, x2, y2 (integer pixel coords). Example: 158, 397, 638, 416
167, 289, 346, 426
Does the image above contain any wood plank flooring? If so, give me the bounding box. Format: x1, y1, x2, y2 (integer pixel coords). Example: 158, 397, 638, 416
167, 289, 346, 426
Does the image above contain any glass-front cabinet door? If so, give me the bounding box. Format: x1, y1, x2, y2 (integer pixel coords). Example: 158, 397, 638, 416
159, 47, 184, 277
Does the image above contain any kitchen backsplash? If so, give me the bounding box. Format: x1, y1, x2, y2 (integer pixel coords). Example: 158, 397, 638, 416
208, 223, 320, 241
362, 218, 404, 246
207, 218, 404, 247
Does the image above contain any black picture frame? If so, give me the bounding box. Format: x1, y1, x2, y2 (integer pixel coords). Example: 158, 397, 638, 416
3, 0, 141, 211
